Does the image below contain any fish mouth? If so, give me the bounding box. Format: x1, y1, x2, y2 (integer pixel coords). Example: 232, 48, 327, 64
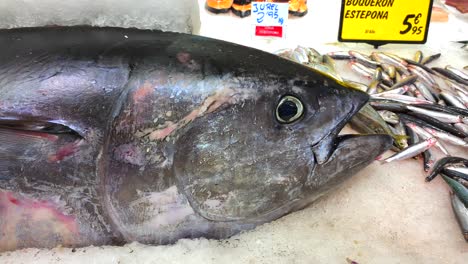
311, 86, 371, 165
307, 133, 393, 192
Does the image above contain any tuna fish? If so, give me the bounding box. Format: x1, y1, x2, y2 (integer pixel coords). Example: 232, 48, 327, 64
0, 27, 392, 251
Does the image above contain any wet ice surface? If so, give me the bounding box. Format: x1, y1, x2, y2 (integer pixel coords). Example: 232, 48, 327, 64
0, 0, 200, 33
1, 138, 467, 263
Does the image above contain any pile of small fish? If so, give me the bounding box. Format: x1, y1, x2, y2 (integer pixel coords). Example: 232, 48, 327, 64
275, 46, 468, 241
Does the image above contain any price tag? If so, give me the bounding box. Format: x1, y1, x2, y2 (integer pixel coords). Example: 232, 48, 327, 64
338, 0, 433, 46
252, 2, 289, 38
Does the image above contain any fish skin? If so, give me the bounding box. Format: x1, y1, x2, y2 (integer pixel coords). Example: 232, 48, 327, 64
0, 27, 392, 251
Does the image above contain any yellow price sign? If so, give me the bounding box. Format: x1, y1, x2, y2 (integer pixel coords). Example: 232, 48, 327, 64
338, 0, 433, 46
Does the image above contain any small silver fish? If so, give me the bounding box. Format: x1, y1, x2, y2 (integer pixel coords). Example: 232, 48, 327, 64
372, 93, 433, 104
349, 61, 374, 79
327, 51, 352, 60
414, 51, 423, 63
445, 65, 468, 81
389, 75, 418, 90
455, 123, 468, 134
421, 53, 441, 65
405, 123, 450, 155
441, 92, 467, 109
349, 50, 380, 68
424, 127, 468, 147
450, 193, 468, 242
414, 82, 437, 102
383, 137, 437, 163
378, 110, 399, 125
406, 105, 463, 123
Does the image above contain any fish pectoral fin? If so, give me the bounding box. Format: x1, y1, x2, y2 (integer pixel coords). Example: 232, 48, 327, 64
0, 117, 83, 138
311, 130, 339, 165
307, 134, 393, 190
0, 121, 83, 181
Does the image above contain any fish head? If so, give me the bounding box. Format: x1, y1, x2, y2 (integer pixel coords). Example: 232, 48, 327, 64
173, 68, 393, 224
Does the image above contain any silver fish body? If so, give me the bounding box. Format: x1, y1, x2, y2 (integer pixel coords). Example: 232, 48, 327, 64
383, 137, 437, 163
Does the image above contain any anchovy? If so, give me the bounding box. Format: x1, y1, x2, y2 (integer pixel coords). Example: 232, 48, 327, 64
445, 79, 468, 95
372, 93, 433, 105
378, 110, 399, 125
440, 92, 467, 109
327, 51, 352, 60
349, 50, 380, 68
426, 157, 468, 182
423, 127, 468, 147
415, 103, 461, 115
423, 148, 436, 172
344, 80, 368, 92
443, 175, 468, 208
378, 83, 392, 91
421, 53, 441, 65
370, 100, 408, 112
444, 167, 468, 181
367, 80, 379, 94
455, 123, 468, 134
322, 54, 336, 71
433, 67, 468, 86
414, 51, 423, 64
382, 64, 397, 79
405, 59, 436, 74
389, 75, 418, 90
349, 61, 374, 79
406, 105, 463, 123
405, 122, 450, 155
374, 67, 383, 81
404, 111, 468, 138
414, 82, 438, 102
372, 86, 409, 96
445, 65, 468, 81
456, 90, 468, 107
405, 123, 420, 145
408, 64, 438, 87
383, 137, 437, 163
291, 50, 309, 64
450, 192, 468, 242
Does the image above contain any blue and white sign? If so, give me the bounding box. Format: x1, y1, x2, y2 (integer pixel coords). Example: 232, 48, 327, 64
252, 2, 289, 38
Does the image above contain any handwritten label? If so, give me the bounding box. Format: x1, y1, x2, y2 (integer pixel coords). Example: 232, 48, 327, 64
338, 0, 433, 45
252, 2, 288, 38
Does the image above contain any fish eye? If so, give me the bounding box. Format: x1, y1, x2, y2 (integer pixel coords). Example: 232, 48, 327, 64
276, 95, 304, 124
